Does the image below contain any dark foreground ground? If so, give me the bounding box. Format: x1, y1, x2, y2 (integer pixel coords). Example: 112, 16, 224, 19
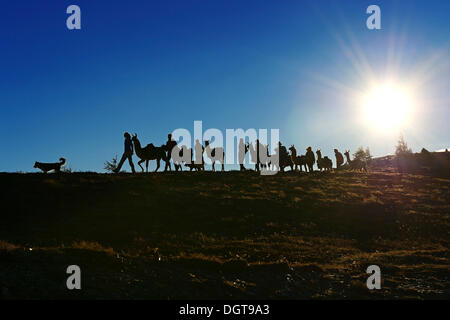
0, 170, 449, 299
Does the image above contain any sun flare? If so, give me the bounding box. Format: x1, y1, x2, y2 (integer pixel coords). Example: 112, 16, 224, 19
362, 84, 413, 132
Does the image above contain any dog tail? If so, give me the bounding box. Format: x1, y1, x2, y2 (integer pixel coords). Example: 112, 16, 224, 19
59, 158, 66, 166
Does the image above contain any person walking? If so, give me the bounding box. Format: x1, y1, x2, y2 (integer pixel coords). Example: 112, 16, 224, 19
114, 132, 136, 173
165, 133, 178, 171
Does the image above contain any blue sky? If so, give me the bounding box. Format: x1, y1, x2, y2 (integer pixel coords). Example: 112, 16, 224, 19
1, 0, 449, 172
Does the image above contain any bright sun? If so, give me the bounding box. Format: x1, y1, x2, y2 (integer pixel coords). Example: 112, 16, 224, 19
362, 84, 412, 132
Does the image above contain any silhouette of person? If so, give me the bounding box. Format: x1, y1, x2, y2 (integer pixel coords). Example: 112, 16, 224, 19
273, 141, 287, 171
255, 139, 261, 171
274, 142, 281, 168
238, 138, 247, 171
279, 142, 288, 157
334, 149, 344, 169
306, 146, 315, 171
115, 132, 135, 173
165, 133, 178, 171
194, 139, 204, 165
260, 143, 269, 169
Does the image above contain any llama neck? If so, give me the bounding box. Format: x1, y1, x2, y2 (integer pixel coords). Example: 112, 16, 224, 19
133, 139, 142, 151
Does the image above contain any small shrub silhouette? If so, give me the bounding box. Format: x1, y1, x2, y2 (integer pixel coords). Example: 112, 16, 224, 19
104, 155, 119, 173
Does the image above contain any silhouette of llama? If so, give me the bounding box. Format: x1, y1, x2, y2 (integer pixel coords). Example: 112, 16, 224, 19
344, 150, 367, 172
259, 143, 272, 170
249, 140, 269, 171
248, 142, 257, 170
288, 145, 307, 172
171, 144, 188, 171
275, 142, 292, 172
316, 149, 333, 171
131, 133, 168, 172
204, 140, 225, 171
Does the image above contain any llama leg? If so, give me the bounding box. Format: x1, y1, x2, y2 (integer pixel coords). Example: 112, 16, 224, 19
164, 159, 169, 172
138, 160, 145, 172
155, 159, 160, 172
146, 160, 149, 173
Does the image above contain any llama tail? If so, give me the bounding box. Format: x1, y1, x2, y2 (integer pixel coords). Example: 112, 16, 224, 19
59, 158, 66, 166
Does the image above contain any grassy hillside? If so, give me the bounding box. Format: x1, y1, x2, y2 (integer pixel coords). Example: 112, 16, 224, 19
0, 170, 449, 299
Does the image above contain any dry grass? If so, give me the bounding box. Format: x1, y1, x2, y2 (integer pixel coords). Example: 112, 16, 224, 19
0, 241, 19, 251
0, 170, 449, 299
